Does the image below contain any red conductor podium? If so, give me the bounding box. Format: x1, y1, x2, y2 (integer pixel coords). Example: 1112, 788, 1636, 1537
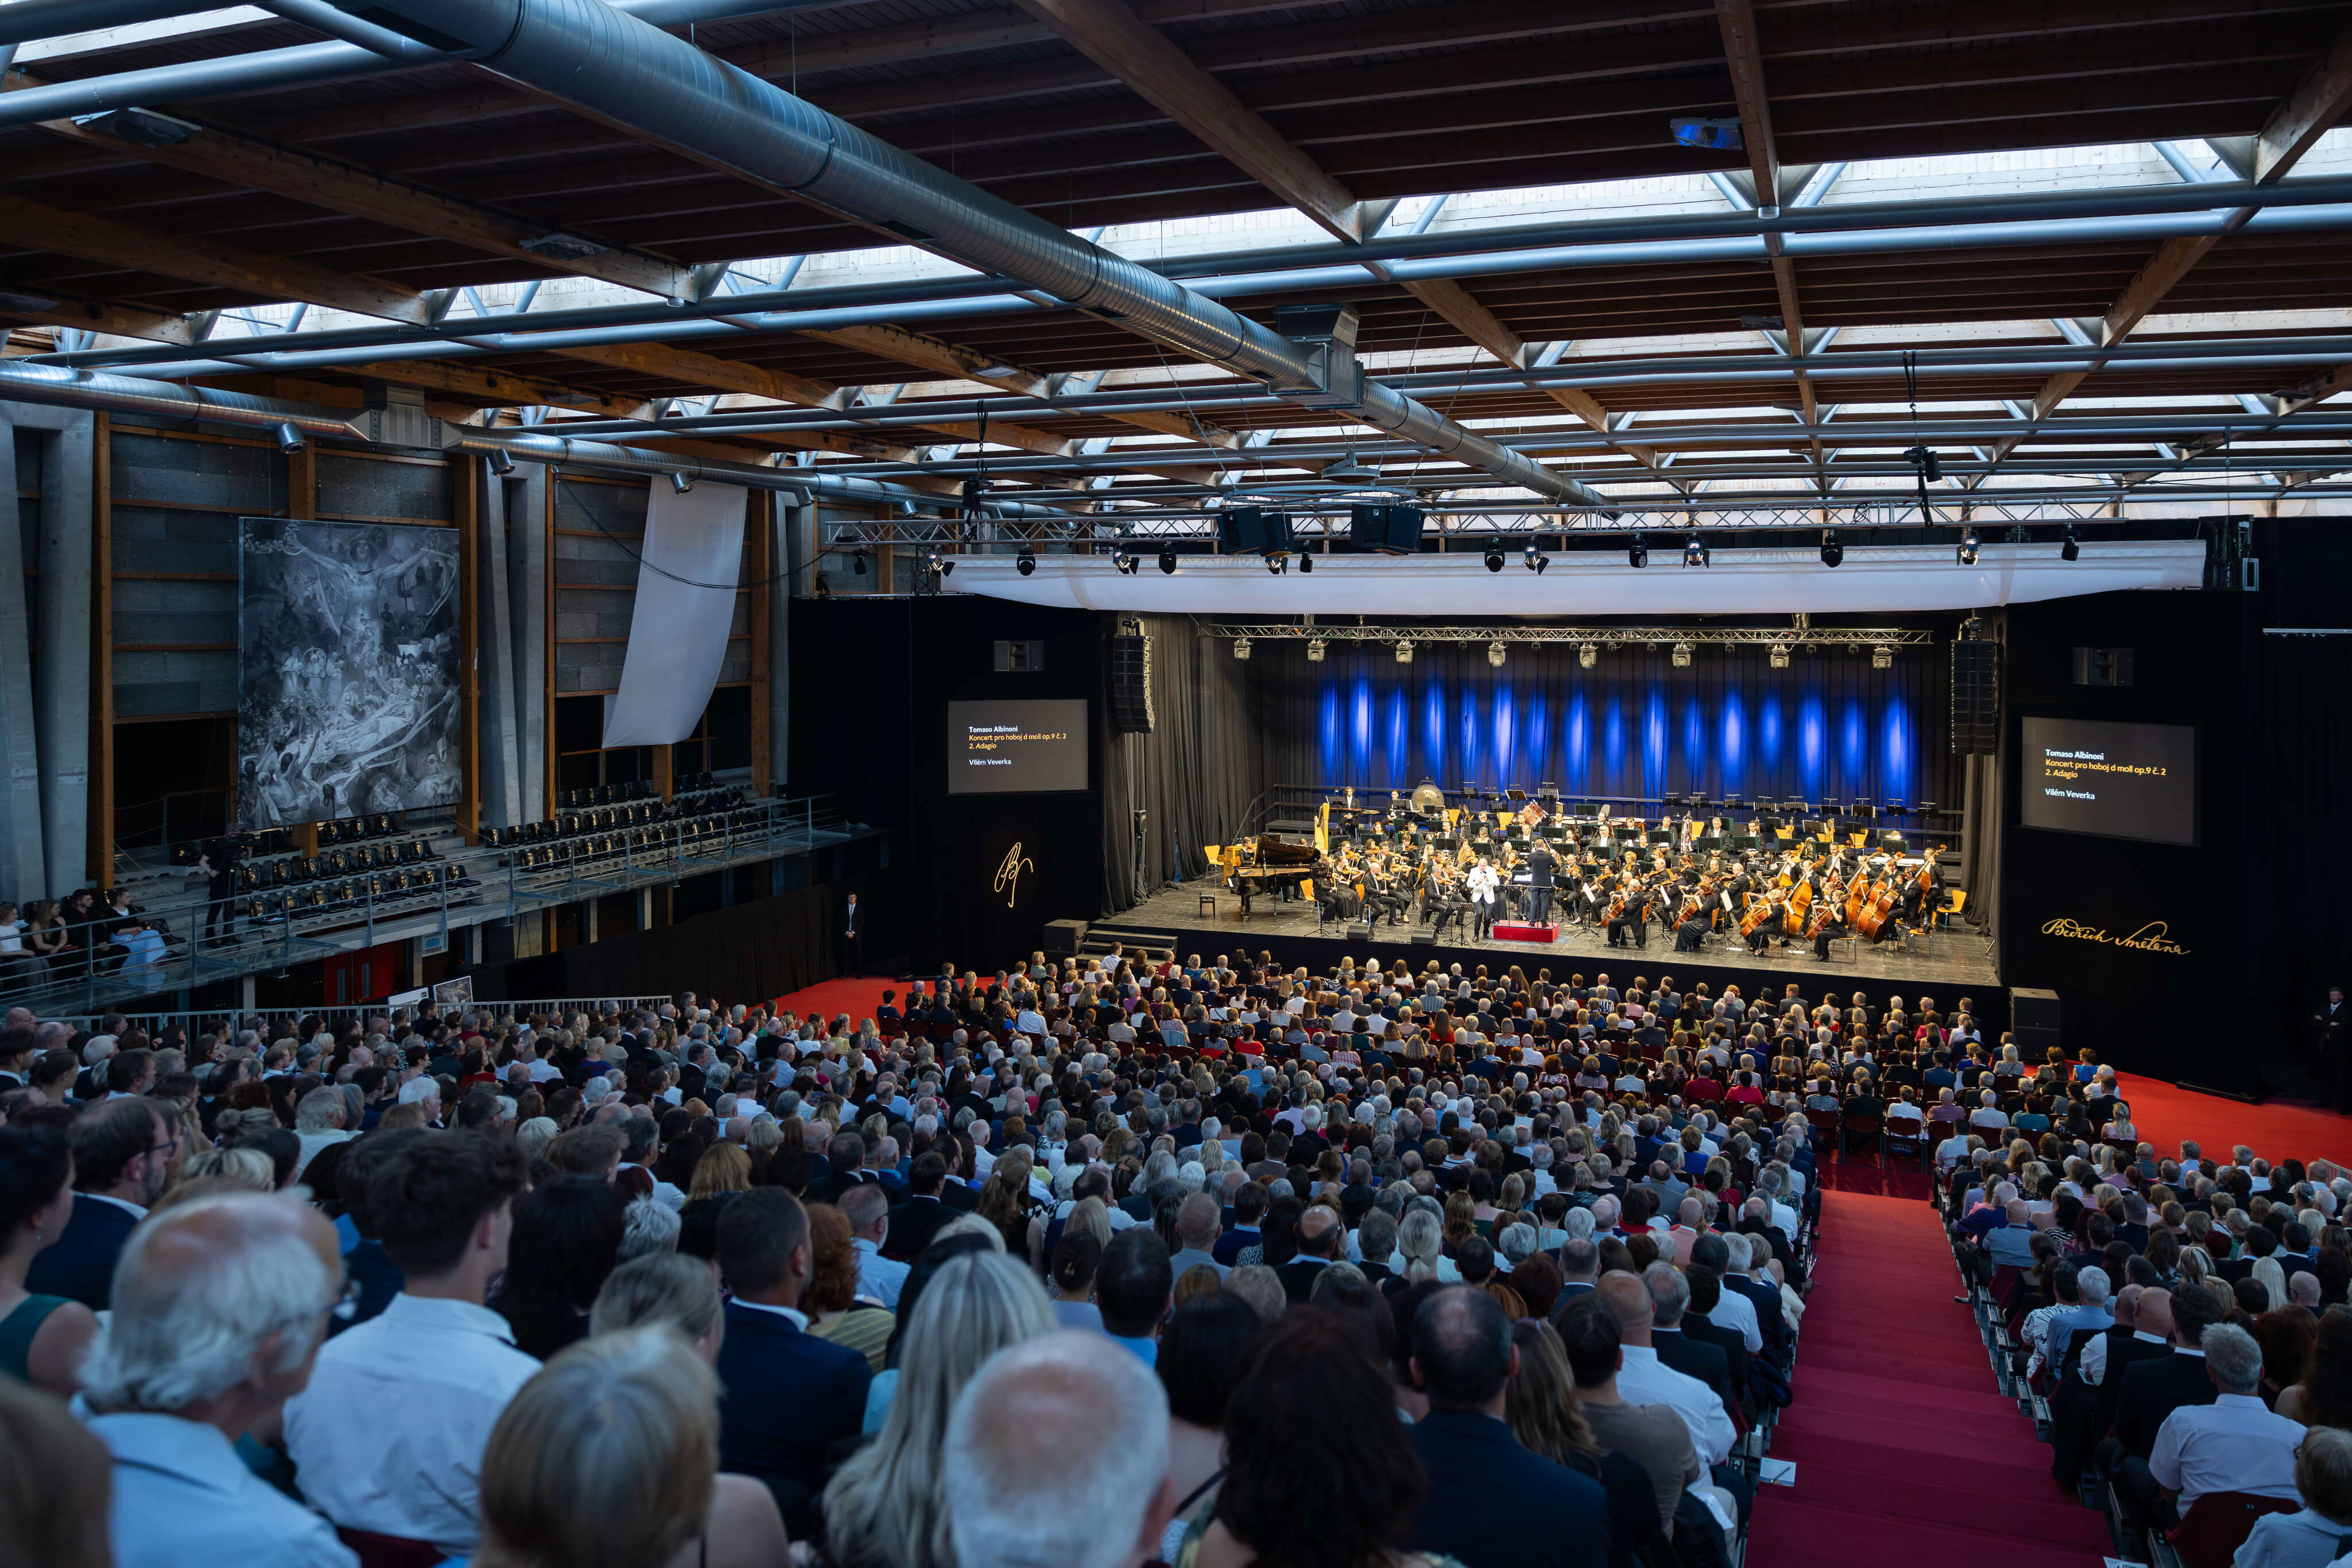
1492, 921, 1557, 944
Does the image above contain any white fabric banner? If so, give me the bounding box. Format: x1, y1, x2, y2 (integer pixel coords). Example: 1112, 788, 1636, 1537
601, 480, 746, 748
940, 540, 2206, 614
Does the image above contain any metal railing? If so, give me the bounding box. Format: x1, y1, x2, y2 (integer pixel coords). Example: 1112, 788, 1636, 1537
1248, 783, 1968, 846
31, 996, 683, 1037
2, 792, 867, 1017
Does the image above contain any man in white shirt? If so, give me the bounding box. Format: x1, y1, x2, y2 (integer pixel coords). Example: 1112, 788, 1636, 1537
285, 1130, 538, 1556
2145, 1324, 2304, 1516
839, 1183, 909, 1308
83, 1190, 357, 1568
1597, 1272, 1735, 1468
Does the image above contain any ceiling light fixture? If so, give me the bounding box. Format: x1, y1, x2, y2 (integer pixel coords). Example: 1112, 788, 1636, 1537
1016, 547, 1036, 576
1819, 529, 1843, 568
2061, 526, 2081, 562
1628, 533, 1648, 569
1579, 644, 1597, 669
1158, 547, 1178, 575
1682, 532, 1709, 568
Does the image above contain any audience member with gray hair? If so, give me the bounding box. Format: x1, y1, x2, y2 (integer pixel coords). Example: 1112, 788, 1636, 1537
82, 1191, 356, 1568
941, 1330, 1174, 1568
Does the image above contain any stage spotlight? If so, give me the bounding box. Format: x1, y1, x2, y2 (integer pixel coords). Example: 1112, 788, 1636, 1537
1672, 641, 1693, 668
1016, 547, 1036, 576
1394, 639, 1414, 665
1306, 637, 1326, 663
1579, 644, 1597, 669
1488, 641, 1507, 668
1523, 545, 1549, 574
1297, 551, 1313, 574
1872, 644, 1894, 669
1233, 637, 1251, 660
670, 470, 694, 495
1682, 532, 1709, 568
1483, 545, 1505, 572
1956, 525, 1980, 567
487, 447, 516, 477
1265, 553, 1287, 575
1112, 551, 1139, 575
852, 548, 868, 576
1906, 444, 1943, 483
1158, 546, 1177, 575
927, 551, 952, 578
1628, 533, 1648, 569
1769, 642, 1790, 669
1819, 529, 1843, 568
276, 421, 307, 455
2061, 526, 2081, 562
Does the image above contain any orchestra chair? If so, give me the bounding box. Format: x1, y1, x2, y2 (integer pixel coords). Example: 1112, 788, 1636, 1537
1935, 889, 1967, 931
1884, 1116, 1932, 1171
2168, 1492, 2301, 1568
1198, 892, 1218, 919
1202, 843, 1222, 866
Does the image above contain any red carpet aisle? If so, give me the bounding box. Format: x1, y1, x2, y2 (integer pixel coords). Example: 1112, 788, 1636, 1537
2115, 1073, 2351, 1168
765, 977, 902, 1026
1744, 1179, 2112, 1568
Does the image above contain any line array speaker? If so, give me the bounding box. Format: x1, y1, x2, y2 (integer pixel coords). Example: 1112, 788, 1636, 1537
1109, 633, 1154, 734
1949, 638, 1999, 754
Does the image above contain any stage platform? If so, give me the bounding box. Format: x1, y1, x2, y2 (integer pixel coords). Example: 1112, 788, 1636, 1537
1106, 880, 1999, 993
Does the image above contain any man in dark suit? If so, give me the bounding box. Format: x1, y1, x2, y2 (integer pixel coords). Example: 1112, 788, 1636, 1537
883, 1151, 957, 1262
2052, 1282, 2169, 1486
1525, 842, 1558, 926
2109, 1283, 2223, 1462
25, 1097, 175, 1309
1276, 1205, 1344, 1305
1407, 1287, 1608, 1568
1643, 1261, 1742, 1431
840, 891, 864, 978
714, 1189, 872, 1508
806, 1135, 874, 1207
1682, 1265, 1759, 1419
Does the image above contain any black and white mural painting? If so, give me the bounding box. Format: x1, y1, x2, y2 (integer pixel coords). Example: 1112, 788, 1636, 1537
237, 518, 462, 828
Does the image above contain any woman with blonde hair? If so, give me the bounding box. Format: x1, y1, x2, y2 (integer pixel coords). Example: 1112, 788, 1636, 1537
687, 1143, 752, 1202
473, 1326, 787, 1568
822, 1251, 1054, 1568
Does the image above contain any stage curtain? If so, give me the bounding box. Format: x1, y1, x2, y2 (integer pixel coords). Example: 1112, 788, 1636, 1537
2254, 632, 2352, 1044
1101, 614, 1263, 912
1248, 636, 1958, 817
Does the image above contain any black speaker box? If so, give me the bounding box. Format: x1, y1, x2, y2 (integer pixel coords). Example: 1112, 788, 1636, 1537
1043, 919, 1088, 956
2011, 987, 2060, 1032
1949, 639, 2000, 755
1217, 506, 1293, 556
1108, 634, 1154, 734
1345, 922, 1374, 940
1347, 504, 1423, 555
1409, 930, 1436, 946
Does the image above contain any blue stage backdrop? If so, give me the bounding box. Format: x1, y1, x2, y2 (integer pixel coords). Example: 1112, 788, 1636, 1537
1251, 636, 1956, 810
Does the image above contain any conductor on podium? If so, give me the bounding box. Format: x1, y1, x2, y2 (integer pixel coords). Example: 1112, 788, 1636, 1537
1526, 841, 1557, 925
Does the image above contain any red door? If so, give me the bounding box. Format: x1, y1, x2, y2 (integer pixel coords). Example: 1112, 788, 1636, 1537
323, 942, 407, 1006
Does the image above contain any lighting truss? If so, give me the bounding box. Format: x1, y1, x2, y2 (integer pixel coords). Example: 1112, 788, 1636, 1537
1190, 624, 1937, 649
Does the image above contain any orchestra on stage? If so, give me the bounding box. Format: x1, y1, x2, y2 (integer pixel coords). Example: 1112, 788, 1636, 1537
1215, 781, 1951, 958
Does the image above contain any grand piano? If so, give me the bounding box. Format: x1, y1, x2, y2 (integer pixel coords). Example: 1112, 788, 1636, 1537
1224, 834, 1319, 916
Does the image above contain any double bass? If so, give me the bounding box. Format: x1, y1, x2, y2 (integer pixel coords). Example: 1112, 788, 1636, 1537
1852, 862, 1902, 942
1782, 875, 1814, 937
1738, 885, 1784, 937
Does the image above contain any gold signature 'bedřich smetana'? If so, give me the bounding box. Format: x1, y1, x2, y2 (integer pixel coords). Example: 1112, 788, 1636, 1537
2040, 918, 2189, 956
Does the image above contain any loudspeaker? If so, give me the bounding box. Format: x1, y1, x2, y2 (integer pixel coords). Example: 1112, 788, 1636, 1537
1949, 638, 2000, 754
1108, 633, 1154, 734
1217, 506, 1292, 556
1043, 919, 1088, 957
1345, 922, 1374, 940
2069, 646, 2135, 687
2011, 988, 2059, 1032
1346, 504, 1423, 555
1409, 930, 1436, 946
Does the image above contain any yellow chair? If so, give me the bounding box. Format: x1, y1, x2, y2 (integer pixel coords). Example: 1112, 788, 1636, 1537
1774, 827, 1793, 841
1203, 844, 1222, 865
1937, 889, 1968, 931
1849, 832, 1867, 847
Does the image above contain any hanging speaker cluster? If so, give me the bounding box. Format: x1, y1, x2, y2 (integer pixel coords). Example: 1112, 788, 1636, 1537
1109, 633, 1155, 734
1948, 636, 2000, 754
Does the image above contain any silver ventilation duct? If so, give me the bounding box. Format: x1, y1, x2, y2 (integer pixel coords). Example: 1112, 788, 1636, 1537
326, 0, 1607, 510
0, 360, 1061, 514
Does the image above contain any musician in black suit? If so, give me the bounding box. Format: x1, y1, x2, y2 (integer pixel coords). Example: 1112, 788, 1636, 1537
1525, 842, 1558, 925
1606, 880, 1650, 948
2317, 985, 2350, 1112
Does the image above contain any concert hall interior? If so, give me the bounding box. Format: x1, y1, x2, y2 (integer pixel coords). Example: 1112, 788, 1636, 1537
15, 7, 2352, 1568
3, 0, 2352, 1099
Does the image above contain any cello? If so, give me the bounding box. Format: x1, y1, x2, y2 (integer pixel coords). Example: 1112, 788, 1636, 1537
1782, 876, 1813, 937
1805, 876, 1844, 940
1852, 868, 1901, 942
